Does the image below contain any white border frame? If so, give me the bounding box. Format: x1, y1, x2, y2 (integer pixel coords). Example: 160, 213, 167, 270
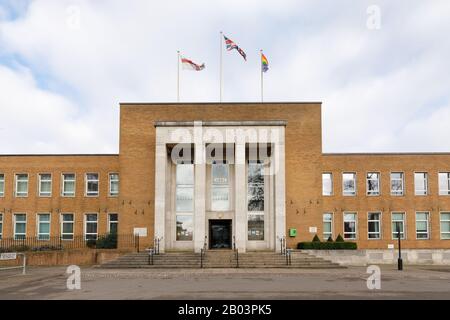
343, 211, 357, 240
84, 213, 99, 240
0, 173, 4, 197
367, 211, 382, 240
36, 212, 51, 240
61, 173, 76, 197
391, 211, 407, 240
390, 171, 405, 196
60, 213, 75, 241
108, 172, 119, 197
14, 173, 28, 198
439, 211, 450, 240
415, 211, 430, 240
322, 212, 334, 240
38, 173, 52, 197
414, 172, 428, 196
13, 213, 27, 240
366, 172, 381, 196
85, 173, 100, 197
342, 172, 357, 197
322, 172, 333, 196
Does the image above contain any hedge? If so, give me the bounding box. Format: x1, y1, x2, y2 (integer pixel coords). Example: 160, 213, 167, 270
297, 241, 357, 250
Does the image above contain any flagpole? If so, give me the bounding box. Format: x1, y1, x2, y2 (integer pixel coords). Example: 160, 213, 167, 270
260, 49, 263, 103
220, 31, 223, 103
177, 50, 180, 102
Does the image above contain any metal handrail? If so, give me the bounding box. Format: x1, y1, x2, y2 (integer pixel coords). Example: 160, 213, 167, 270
285, 249, 292, 266
277, 236, 286, 255
200, 248, 204, 268
235, 248, 239, 268
146, 248, 154, 265
233, 236, 236, 251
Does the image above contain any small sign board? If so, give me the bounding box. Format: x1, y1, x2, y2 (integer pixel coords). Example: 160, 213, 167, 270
133, 227, 147, 237
0, 253, 17, 260
387, 244, 394, 249
309, 226, 317, 233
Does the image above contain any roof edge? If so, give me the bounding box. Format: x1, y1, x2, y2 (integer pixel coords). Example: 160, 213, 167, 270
120, 101, 322, 106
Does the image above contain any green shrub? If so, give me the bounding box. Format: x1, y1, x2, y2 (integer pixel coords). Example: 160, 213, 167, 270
297, 241, 357, 250
327, 236, 334, 242
86, 240, 97, 248
335, 234, 344, 242
95, 233, 118, 249
312, 234, 321, 242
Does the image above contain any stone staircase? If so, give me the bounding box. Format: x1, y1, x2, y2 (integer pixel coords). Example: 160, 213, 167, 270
100, 250, 344, 269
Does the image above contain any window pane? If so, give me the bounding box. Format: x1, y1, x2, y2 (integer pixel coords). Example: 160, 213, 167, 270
415, 173, 427, 195
248, 186, 264, 211
86, 223, 97, 234
86, 214, 97, 222
212, 186, 229, 211
248, 214, 264, 240
15, 214, 26, 222
212, 163, 229, 184
248, 163, 264, 184
176, 164, 194, 185
176, 215, 193, 241
63, 214, 74, 222
62, 223, 73, 234
439, 173, 450, 195
322, 173, 332, 196
39, 214, 50, 222
441, 222, 450, 233
343, 173, 356, 195
176, 186, 194, 212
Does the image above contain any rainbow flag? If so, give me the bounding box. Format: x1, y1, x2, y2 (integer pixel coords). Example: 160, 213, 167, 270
261, 53, 269, 72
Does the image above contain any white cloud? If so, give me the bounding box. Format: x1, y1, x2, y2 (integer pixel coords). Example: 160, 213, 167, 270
0, 0, 449, 153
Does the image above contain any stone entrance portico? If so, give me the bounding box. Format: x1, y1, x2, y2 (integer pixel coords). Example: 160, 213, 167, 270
154, 121, 286, 253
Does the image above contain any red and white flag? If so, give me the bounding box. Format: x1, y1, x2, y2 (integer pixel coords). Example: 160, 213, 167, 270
181, 56, 205, 71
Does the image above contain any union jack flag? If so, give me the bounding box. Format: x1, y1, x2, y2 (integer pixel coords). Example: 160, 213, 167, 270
223, 35, 247, 61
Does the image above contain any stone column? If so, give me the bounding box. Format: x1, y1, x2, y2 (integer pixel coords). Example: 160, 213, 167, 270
234, 142, 247, 252
193, 123, 206, 253
154, 141, 167, 253
274, 128, 286, 252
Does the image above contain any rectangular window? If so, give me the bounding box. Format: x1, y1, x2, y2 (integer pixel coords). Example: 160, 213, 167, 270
368, 212, 381, 239
392, 212, 406, 239
62, 174, 76, 197
85, 213, 98, 240
176, 215, 193, 241
61, 213, 74, 240
322, 173, 333, 196
176, 163, 194, 241
211, 162, 229, 211
248, 161, 264, 241
343, 212, 357, 239
14, 213, 26, 240
15, 174, 28, 197
416, 212, 430, 240
108, 213, 118, 234
366, 172, 380, 196
414, 172, 428, 195
85, 173, 99, 197
38, 173, 52, 197
440, 212, 450, 240
390, 172, 404, 196
109, 173, 119, 196
323, 213, 333, 240
0, 213, 3, 240
37, 213, 51, 240
438, 172, 450, 195
342, 173, 356, 196
0, 174, 4, 197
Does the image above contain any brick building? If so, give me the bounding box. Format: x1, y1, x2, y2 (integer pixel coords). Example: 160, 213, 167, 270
1, 102, 450, 252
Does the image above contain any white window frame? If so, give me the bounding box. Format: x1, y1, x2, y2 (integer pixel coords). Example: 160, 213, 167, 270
38, 173, 52, 197
392, 212, 406, 240
61, 173, 76, 197
13, 213, 27, 240
390, 172, 404, 196
342, 172, 356, 196
247, 161, 265, 241
415, 211, 430, 240
323, 212, 333, 240
15, 173, 28, 197
0, 173, 4, 197
440, 212, 450, 240
343, 212, 357, 240
108, 213, 118, 234
366, 172, 380, 196
414, 172, 428, 196
85, 173, 99, 197
60, 213, 74, 240
84, 213, 98, 240
438, 172, 450, 196
322, 173, 333, 196
0, 213, 3, 240
367, 212, 382, 239
175, 162, 194, 242
37, 213, 51, 240
211, 161, 230, 211
109, 173, 119, 197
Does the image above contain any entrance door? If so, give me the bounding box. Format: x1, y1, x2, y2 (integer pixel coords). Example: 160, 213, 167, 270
209, 220, 232, 249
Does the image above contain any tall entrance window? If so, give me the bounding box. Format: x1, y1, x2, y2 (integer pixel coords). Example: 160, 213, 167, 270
248, 161, 264, 241
211, 161, 229, 211
176, 163, 194, 241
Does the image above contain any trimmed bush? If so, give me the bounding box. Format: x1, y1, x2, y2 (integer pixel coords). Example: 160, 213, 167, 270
326, 236, 334, 242
335, 234, 345, 242
95, 233, 118, 249
312, 234, 321, 242
297, 241, 357, 250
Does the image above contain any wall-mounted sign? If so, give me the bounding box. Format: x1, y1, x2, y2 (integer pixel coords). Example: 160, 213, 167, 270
387, 244, 394, 249
309, 226, 317, 233
0, 253, 17, 260
133, 228, 148, 237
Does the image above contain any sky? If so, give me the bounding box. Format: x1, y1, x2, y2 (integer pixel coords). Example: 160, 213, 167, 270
0, 0, 449, 154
